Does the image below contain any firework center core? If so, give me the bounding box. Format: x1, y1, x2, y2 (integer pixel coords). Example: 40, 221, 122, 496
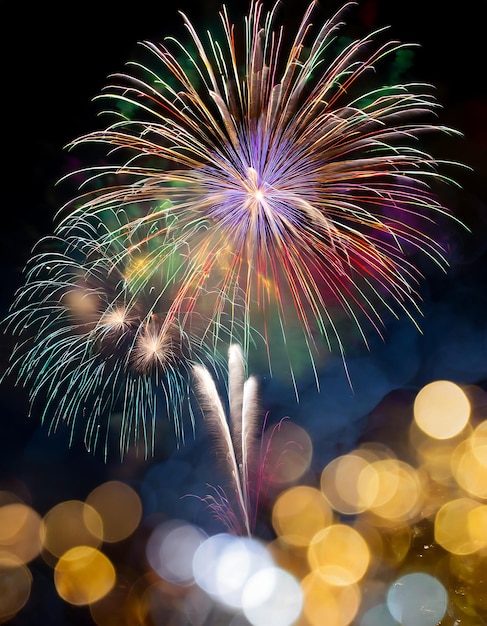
244, 166, 269, 212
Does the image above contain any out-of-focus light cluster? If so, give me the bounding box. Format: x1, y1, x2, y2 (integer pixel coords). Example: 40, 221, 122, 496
109, 378, 487, 625
2, 379, 487, 624
0, 481, 141, 623
267, 379, 487, 625
143, 522, 304, 626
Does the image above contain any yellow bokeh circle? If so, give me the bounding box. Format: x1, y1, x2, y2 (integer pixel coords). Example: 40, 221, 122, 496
54, 546, 116, 606
414, 381, 470, 440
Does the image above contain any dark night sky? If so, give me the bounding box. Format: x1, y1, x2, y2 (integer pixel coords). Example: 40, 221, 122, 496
0, 2, 486, 622
1, 0, 487, 466
1, 0, 486, 469
2, 0, 486, 291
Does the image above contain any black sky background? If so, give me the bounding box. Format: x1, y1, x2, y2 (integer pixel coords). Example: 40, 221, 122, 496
2, 0, 486, 296
0, 2, 486, 623
0, 0, 486, 474
2, 0, 486, 275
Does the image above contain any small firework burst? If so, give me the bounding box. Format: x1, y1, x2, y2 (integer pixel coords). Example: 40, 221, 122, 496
3, 215, 229, 458
61, 0, 463, 387
129, 315, 183, 375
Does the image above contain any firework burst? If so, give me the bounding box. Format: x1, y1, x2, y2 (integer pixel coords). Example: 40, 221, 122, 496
3, 215, 230, 458
4, 1, 465, 455
59, 0, 463, 387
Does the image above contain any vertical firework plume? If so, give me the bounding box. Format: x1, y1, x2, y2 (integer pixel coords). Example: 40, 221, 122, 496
193, 344, 288, 536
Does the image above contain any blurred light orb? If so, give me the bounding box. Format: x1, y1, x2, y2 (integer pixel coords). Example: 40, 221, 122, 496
54, 546, 116, 606
192, 533, 234, 597
360, 603, 399, 625
386, 572, 447, 626
321, 453, 378, 515
410, 421, 462, 485
301, 570, 361, 626
467, 503, 487, 550
0, 503, 41, 564
365, 459, 424, 524
263, 421, 313, 485
63, 288, 99, 317
192, 534, 273, 608
146, 520, 207, 585
435, 497, 487, 555
40, 500, 103, 559
414, 380, 470, 439
272, 486, 333, 547
0, 553, 32, 622
86, 481, 142, 543
242, 566, 303, 626
471, 419, 487, 453
307, 524, 370, 586
451, 439, 487, 499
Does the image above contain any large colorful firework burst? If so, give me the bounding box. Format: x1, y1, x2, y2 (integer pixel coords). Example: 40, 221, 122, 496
3, 0, 464, 454
59, 0, 462, 388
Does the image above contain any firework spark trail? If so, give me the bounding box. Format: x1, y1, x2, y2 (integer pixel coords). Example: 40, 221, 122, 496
56, 0, 464, 390
193, 360, 252, 536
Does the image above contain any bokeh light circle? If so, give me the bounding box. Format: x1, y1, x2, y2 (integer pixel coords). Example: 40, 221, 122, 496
86, 481, 142, 542
272, 486, 333, 547
40, 500, 103, 559
321, 452, 379, 515
435, 497, 486, 555
0, 503, 41, 564
414, 380, 470, 439
192, 534, 273, 608
146, 520, 207, 585
451, 439, 487, 499
365, 459, 424, 524
387, 572, 447, 625
471, 419, 487, 453
54, 546, 116, 606
307, 524, 370, 586
301, 570, 361, 626
0, 553, 32, 622
360, 603, 399, 626
262, 421, 313, 485
242, 566, 303, 626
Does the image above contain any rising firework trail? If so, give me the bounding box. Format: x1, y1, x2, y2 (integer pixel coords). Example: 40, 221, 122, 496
193, 344, 291, 536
